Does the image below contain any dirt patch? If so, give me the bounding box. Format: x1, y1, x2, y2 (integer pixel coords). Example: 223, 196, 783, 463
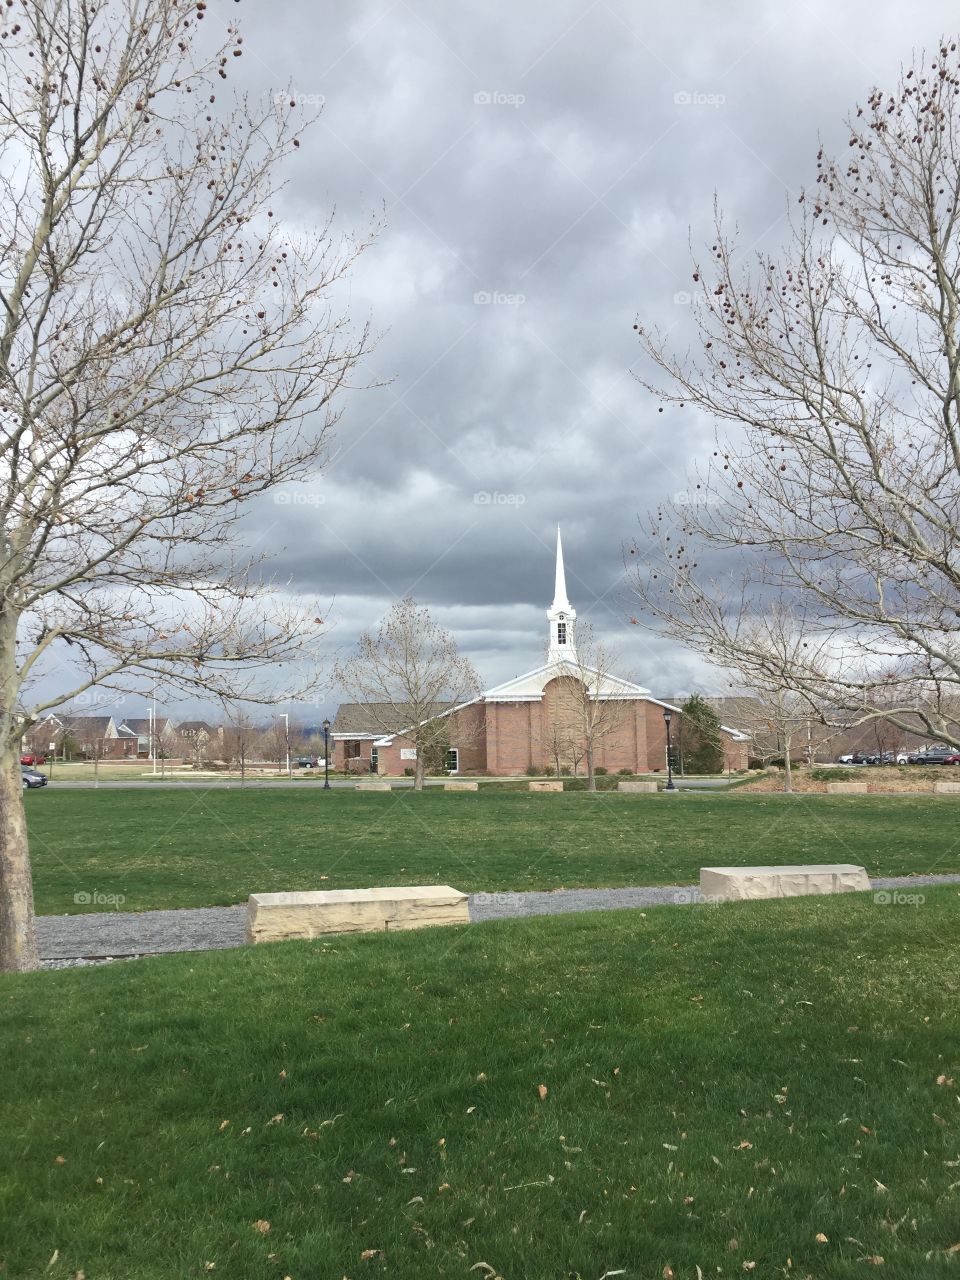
735, 766, 957, 794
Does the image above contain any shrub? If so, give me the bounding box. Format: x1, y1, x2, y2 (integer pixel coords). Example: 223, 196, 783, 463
542, 765, 555, 776
525, 765, 541, 777
403, 767, 415, 777
564, 775, 618, 792
617, 768, 632, 776
594, 766, 608, 776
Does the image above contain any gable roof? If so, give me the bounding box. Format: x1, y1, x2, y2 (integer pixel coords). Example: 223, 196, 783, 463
54, 715, 117, 737
118, 717, 171, 736
483, 659, 653, 702
331, 702, 454, 737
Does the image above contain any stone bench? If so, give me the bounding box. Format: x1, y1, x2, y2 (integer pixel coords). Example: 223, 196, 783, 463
700, 864, 871, 903
935, 781, 960, 795
355, 781, 391, 792
247, 885, 469, 943
444, 780, 478, 791
618, 780, 658, 793
529, 780, 563, 792
825, 782, 869, 794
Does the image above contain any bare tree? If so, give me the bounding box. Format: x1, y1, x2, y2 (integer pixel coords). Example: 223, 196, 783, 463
629, 587, 834, 792
220, 702, 257, 785
260, 718, 291, 775
540, 710, 577, 777
0, 0, 375, 969
632, 44, 960, 755
334, 598, 481, 791
550, 623, 632, 792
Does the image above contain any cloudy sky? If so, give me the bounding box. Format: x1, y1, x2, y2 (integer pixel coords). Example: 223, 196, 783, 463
88, 1, 960, 721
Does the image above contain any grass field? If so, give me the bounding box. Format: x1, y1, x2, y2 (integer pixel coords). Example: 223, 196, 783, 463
2, 888, 959, 1278
25, 788, 960, 915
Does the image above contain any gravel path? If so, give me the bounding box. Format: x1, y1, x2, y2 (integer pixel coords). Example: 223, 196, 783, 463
36, 873, 960, 968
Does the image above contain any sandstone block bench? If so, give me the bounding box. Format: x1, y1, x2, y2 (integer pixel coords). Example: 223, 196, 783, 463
935, 781, 960, 795
618, 780, 658, 793
825, 781, 869, 794
355, 781, 391, 792
444, 780, 478, 791
529, 780, 563, 792
247, 885, 469, 943
700, 864, 871, 903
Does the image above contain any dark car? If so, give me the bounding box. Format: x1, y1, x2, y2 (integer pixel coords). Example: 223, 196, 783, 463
907, 746, 960, 765
21, 766, 48, 789
294, 756, 319, 769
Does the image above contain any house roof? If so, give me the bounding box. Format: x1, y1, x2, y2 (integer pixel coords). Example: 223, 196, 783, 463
56, 715, 116, 737
331, 702, 454, 737
119, 717, 171, 735
177, 720, 214, 734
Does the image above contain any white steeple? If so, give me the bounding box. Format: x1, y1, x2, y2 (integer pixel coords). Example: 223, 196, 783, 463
546, 525, 577, 664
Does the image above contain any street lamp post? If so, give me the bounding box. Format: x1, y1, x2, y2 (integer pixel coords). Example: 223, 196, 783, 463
663, 709, 676, 791
322, 719, 331, 789
280, 712, 290, 778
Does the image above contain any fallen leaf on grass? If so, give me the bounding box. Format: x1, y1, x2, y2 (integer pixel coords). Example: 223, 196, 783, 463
252, 1220, 270, 1235
54, 1156, 66, 1165
735, 1141, 753, 1151
218, 1120, 230, 1132
266, 1114, 284, 1126
537, 1084, 548, 1101
815, 1232, 829, 1243
360, 1248, 382, 1261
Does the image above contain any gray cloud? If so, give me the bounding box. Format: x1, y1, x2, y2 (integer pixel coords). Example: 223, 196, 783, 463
34, 0, 959, 722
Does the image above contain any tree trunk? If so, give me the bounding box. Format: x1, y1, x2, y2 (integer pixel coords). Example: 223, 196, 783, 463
413, 755, 425, 791
0, 743, 38, 971
585, 743, 596, 792
783, 732, 793, 793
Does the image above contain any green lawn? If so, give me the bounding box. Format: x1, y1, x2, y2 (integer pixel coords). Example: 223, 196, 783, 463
2, 889, 959, 1277
26, 789, 960, 915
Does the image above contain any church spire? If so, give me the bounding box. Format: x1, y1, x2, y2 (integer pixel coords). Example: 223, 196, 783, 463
552, 525, 570, 611
546, 525, 577, 664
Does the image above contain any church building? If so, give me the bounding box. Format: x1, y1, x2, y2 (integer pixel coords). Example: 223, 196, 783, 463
330, 530, 749, 776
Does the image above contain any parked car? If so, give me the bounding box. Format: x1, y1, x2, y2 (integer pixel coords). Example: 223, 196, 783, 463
21, 766, 48, 789
906, 746, 960, 765
20, 752, 46, 766
294, 756, 319, 769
